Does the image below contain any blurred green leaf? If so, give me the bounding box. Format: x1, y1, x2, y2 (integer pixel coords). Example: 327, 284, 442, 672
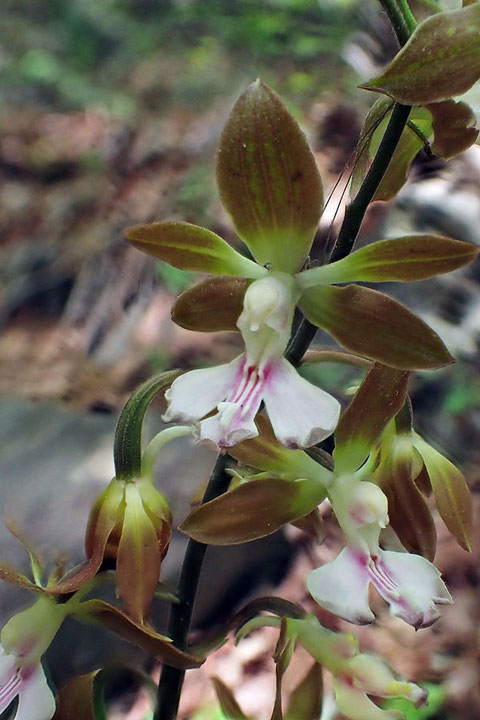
381, 683, 447, 719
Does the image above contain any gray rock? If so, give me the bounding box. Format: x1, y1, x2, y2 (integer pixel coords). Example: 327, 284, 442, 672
0, 396, 291, 685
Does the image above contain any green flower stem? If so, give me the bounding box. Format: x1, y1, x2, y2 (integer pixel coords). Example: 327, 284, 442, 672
330, 0, 416, 265
154, 453, 232, 720
379, 0, 417, 45
114, 370, 180, 481
287, 0, 416, 367
141, 425, 192, 479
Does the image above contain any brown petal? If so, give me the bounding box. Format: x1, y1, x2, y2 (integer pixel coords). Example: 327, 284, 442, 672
76, 600, 203, 669
299, 284, 454, 370
172, 276, 249, 332
429, 100, 479, 159
360, 5, 480, 105
116, 484, 161, 624
285, 663, 323, 720
0, 564, 38, 592
179, 477, 325, 545
53, 673, 98, 720
211, 677, 252, 720
48, 480, 125, 595
377, 446, 437, 560
414, 436, 472, 551
334, 363, 409, 474
125, 221, 263, 278
217, 79, 323, 273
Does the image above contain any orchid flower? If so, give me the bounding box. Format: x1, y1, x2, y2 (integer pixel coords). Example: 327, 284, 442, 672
124, 81, 475, 452
0, 596, 67, 720
307, 475, 452, 628
163, 272, 340, 448
332, 652, 427, 720
241, 613, 427, 720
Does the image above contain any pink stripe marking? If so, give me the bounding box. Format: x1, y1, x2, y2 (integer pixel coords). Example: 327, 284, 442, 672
229, 362, 252, 404
0, 665, 22, 711
368, 555, 398, 595
227, 361, 274, 417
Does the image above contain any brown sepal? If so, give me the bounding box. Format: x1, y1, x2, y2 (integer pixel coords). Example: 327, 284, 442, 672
334, 363, 409, 474
429, 100, 478, 159
377, 446, 437, 561
360, 5, 480, 105
179, 477, 325, 545
299, 284, 454, 370
76, 599, 203, 669
217, 79, 323, 273
172, 276, 248, 332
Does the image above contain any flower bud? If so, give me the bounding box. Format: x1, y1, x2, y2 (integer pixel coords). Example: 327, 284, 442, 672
85, 475, 172, 623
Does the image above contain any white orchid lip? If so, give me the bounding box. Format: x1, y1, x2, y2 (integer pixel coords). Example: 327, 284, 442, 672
308, 478, 452, 629
163, 272, 340, 449
0, 652, 55, 720
0, 659, 22, 708
308, 543, 452, 629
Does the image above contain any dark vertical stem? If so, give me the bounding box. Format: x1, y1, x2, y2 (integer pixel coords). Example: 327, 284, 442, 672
329, 102, 412, 264
287, 0, 417, 368
379, 0, 417, 44
285, 318, 317, 367
154, 454, 231, 720
288, 105, 413, 367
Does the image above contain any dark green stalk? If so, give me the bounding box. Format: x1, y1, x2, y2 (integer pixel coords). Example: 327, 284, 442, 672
285, 317, 317, 367
328, 0, 416, 264
379, 0, 417, 45
154, 454, 231, 720
114, 370, 180, 480
288, 102, 412, 366
329, 102, 412, 264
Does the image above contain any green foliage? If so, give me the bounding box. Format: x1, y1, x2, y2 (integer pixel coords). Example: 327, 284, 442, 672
176, 166, 216, 224
444, 366, 480, 413
2, 0, 362, 111
381, 683, 448, 719
188, 704, 226, 720
156, 263, 192, 294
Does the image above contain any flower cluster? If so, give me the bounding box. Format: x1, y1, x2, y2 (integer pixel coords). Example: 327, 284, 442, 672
126, 80, 475, 456
1, 34, 478, 717
229, 610, 428, 720
121, 76, 476, 720
291, 614, 428, 720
